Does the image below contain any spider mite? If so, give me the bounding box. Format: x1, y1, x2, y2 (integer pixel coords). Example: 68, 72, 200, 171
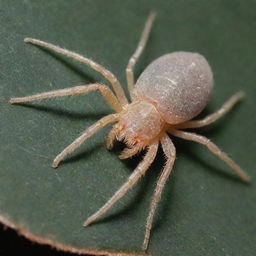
9, 12, 250, 250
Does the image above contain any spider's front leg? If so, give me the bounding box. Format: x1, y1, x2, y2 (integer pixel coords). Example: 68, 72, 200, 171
9, 83, 122, 113
52, 113, 119, 168
23, 38, 129, 105
10, 83, 123, 167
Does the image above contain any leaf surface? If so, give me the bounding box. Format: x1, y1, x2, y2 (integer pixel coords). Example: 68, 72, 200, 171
1, 1, 256, 255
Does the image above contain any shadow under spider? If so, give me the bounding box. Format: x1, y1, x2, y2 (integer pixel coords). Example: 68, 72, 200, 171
58, 143, 104, 166
173, 136, 247, 184
15, 44, 112, 119
81, 142, 178, 230
16, 103, 109, 121
60, 106, 246, 230
92, 103, 247, 230
36, 46, 97, 84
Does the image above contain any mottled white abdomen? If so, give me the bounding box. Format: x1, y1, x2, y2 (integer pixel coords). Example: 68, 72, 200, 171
134, 52, 214, 124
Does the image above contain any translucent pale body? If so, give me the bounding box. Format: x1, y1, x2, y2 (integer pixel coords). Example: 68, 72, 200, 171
134, 52, 214, 124
115, 101, 165, 144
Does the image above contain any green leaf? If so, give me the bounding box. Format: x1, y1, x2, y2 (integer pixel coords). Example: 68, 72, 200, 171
1, 1, 256, 255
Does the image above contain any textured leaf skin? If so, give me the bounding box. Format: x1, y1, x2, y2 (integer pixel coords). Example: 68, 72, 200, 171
1, 1, 256, 256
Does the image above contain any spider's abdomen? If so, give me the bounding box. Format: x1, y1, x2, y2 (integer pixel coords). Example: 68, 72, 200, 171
134, 52, 213, 124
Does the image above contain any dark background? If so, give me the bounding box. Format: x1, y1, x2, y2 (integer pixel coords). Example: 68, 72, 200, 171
0, 224, 74, 256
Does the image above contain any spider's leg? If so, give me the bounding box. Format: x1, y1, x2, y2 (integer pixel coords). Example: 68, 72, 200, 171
83, 141, 158, 227
126, 12, 156, 99
169, 128, 250, 183
24, 38, 128, 106
10, 83, 122, 113
52, 113, 119, 168
142, 134, 176, 251
176, 91, 245, 129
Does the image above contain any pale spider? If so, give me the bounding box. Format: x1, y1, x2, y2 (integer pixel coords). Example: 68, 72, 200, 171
10, 13, 249, 250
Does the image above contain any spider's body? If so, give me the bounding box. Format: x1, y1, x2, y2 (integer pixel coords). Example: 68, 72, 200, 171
135, 52, 213, 124
112, 101, 165, 151
112, 51, 214, 156
10, 13, 249, 251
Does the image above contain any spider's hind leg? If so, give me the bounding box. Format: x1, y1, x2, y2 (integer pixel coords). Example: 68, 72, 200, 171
126, 12, 156, 99
176, 91, 245, 129
169, 128, 250, 183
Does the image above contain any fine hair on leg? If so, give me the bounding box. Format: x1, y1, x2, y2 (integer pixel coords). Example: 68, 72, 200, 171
105, 127, 116, 150
142, 134, 176, 250
52, 113, 119, 168
168, 128, 250, 183
126, 12, 156, 99
23, 38, 128, 105
83, 141, 159, 227
176, 91, 245, 129
9, 83, 122, 112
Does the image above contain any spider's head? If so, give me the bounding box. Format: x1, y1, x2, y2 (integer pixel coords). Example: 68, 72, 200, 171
110, 101, 165, 159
